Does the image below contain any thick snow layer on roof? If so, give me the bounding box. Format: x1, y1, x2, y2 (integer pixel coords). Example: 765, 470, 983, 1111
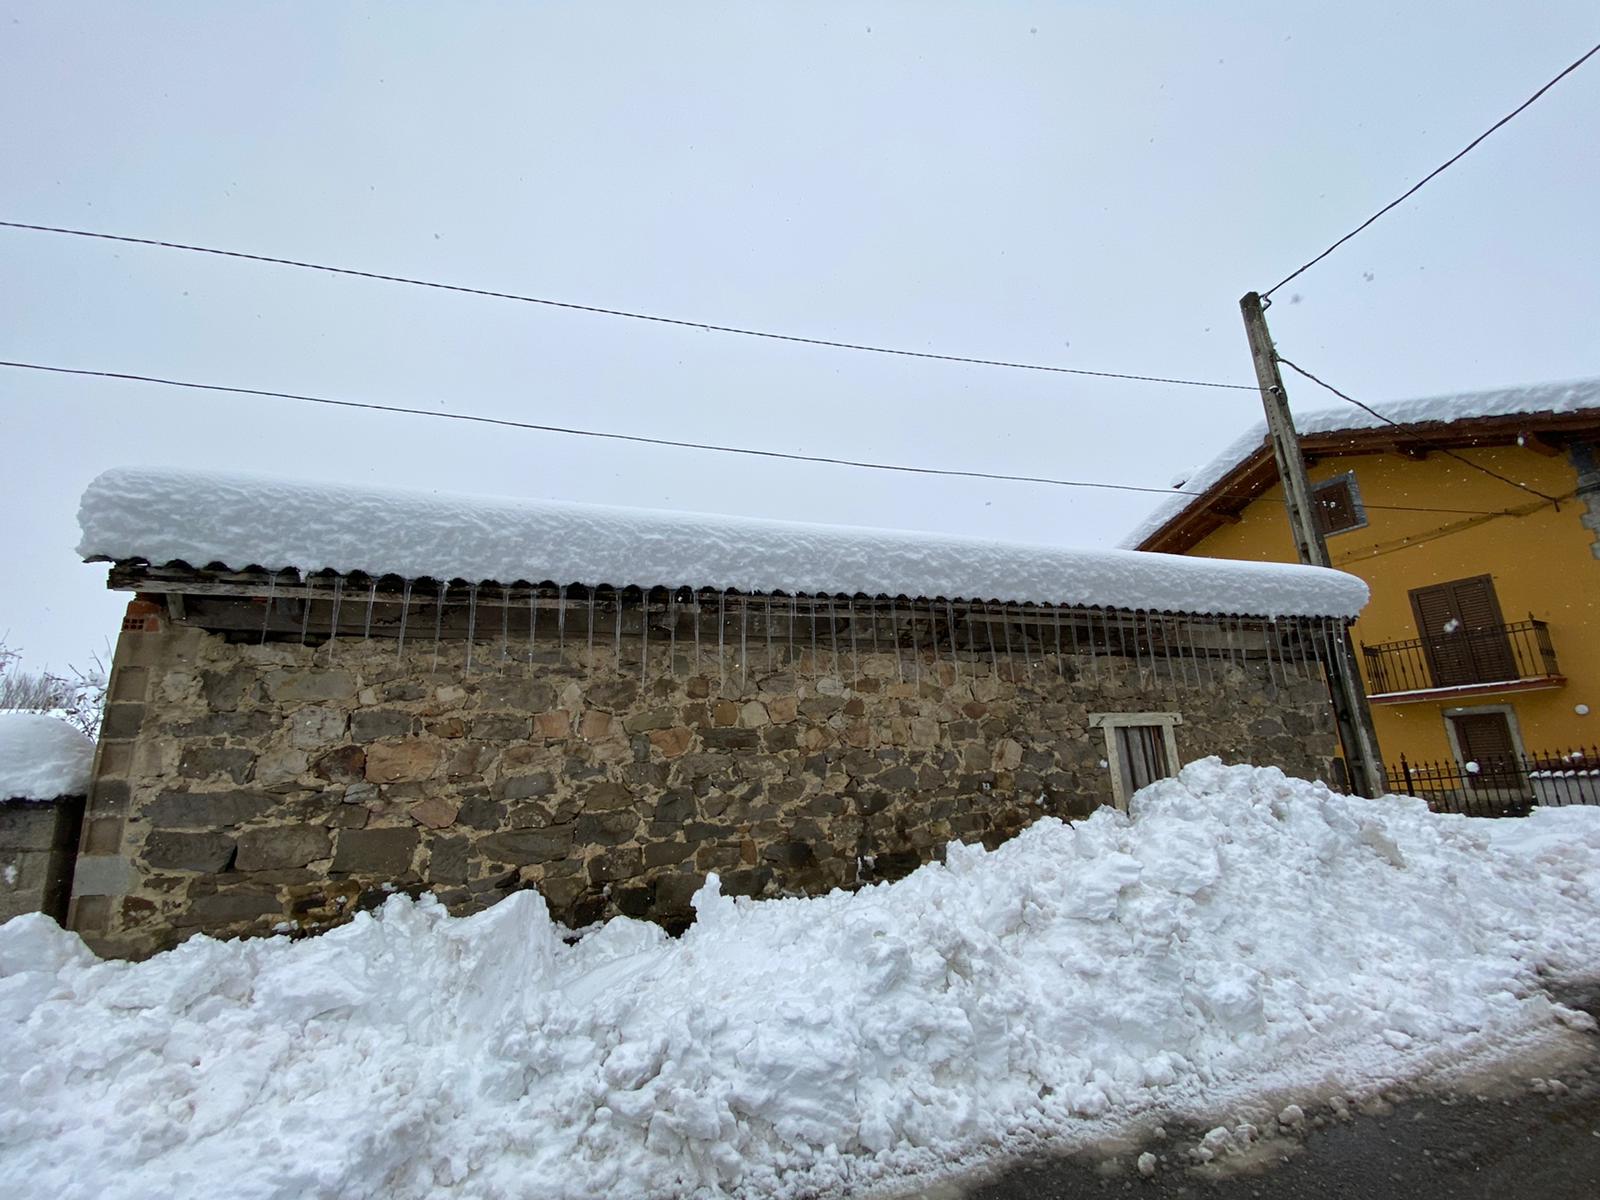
78, 466, 1368, 618
0, 714, 94, 800
1122, 377, 1600, 549
4, 761, 1599, 1199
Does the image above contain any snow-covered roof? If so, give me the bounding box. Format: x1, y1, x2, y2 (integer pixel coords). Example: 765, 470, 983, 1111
1123, 377, 1600, 550
78, 467, 1368, 619
0, 713, 94, 801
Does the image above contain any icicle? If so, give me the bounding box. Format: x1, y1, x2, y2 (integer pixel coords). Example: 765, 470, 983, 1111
1017, 605, 1032, 680
807, 596, 818, 677
740, 594, 749, 690
1000, 604, 1015, 684
765, 595, 775, 674
640, 588, 651, 683
1065, 606, 1081, 668
1180, 618, 1204, 687
260, 572, 278, 644
694, 591, 703, 676
668, 591, 678, 674
965, 600, 978, 661
1140, 612, 1156, 686
586, 588, 597, 675
1317, 618, 1336, 683
789, 595, 798, 667
464, 584, 479, 674
1153, 613, 1171, 689
985, 603, 1000, 679
849, 598, 860, 679
556, 585, 568, 657
945, 600, 960, 680
827, 599, 840, 679
299, 578, 313, 645
528, 587, 538, 665
431, 582, 447, 671
870, 598, 882, 661
1052, 607, 1063, 680
914, 603, 928, 685
613, 587, 623, 668
1089, 609, 1106, 688
718, 592, 727, 692
501, 585, 511, 663
1189, 617, 1211, 686
362, 581, 376, 642
396, 579, 413, 659
889, 598, 904, 684
326, 576, 344, 665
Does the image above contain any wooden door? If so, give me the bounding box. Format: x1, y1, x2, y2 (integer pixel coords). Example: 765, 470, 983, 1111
1409, 576, 1517, 687
1449, 711, 1521, 791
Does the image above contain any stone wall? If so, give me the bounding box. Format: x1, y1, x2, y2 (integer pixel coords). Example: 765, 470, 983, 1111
1, 795, 84, 925
70, 606, 1340, 957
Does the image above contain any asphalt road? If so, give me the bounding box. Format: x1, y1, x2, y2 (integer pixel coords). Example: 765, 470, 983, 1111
921, 983, 1600, 1200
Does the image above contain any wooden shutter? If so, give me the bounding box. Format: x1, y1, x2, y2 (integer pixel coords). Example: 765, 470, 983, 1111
1411, 583, 1472, 685
1312, 477, 1359, 534
1410, 576, 1515, 686
1450, 712, 1519, 790
1115, 725, 1172, 795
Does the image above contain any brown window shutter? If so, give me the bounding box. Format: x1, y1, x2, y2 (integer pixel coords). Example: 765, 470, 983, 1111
1312, 477, 1359, 534
1409, 576, 1516, 686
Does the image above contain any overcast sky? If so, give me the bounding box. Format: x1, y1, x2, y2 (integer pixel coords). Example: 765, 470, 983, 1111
3, 2, 1597, 673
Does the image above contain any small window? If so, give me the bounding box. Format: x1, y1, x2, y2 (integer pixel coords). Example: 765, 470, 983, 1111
1312, 472, 1365, 535
1089, 712, 1183, 810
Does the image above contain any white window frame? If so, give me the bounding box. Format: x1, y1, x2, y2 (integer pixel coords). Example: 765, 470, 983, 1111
1088, 711, 1183, 811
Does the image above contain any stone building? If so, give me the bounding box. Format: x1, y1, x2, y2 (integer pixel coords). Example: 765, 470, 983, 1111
1, 713, 93, 925
67, 468, 1367, 957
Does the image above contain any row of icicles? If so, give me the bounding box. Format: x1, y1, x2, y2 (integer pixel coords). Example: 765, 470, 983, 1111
255, 574, 1337, 690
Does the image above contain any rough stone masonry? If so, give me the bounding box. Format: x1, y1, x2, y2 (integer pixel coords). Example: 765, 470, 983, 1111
69, 607, 1339, 958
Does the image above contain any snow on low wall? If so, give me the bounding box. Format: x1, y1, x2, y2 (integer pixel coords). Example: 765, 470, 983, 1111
69, 611, 1340, 957
77, 466, 1370, 618
0, 715, 93, 925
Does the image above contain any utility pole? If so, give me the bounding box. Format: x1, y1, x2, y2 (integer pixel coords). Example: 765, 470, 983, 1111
1240, 291, 1385, 798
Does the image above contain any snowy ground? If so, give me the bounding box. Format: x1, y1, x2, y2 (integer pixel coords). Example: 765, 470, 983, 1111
3, 760, 1599, 1200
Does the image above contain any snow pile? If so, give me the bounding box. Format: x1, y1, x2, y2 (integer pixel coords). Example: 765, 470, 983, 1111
1124, 376, 1600, 548
5, 761, 1600, 1200
0, 713, 94, 800
77, 467, 1368, 618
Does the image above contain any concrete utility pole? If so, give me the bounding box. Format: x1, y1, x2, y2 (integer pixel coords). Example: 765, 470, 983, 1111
1239, 291, 1386, 798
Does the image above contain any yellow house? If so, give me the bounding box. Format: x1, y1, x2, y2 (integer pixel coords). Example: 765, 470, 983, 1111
1128, 379, 1600, 798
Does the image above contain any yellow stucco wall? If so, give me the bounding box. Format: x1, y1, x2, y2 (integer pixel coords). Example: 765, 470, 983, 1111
1183, 445, 1600, 764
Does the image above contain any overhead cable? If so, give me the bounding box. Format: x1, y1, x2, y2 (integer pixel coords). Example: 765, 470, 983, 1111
1275, 355, 1560, 503
0, 357, 1510, 518
1262, 39, 1600, 298
0, 220, 1253, 390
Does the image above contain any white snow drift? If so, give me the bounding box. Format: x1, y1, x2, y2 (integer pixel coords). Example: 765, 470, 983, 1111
4, 761, 1600, 1200
77, 466, 1368, 618
0, 713, 94, 800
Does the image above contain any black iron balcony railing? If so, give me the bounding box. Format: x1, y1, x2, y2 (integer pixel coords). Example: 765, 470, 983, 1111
1361, 618, 1560, 696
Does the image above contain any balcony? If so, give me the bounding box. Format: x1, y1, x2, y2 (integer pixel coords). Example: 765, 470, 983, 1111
1361, 619, 1563, 703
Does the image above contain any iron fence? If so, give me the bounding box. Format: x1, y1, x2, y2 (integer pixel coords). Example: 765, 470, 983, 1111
1362, 619, 1559, 695
1384, 746, 1600, 816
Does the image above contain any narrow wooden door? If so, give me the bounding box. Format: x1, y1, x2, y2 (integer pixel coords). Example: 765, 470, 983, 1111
1409, 576, 1517, 687
1449, 711, 1520, 791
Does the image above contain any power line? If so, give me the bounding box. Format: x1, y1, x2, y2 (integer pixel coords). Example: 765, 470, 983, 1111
1262, 39, 1600, 299
0, 357, 1510, 518
1275, 355, 1560, 503
0, 219, 1255, 391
